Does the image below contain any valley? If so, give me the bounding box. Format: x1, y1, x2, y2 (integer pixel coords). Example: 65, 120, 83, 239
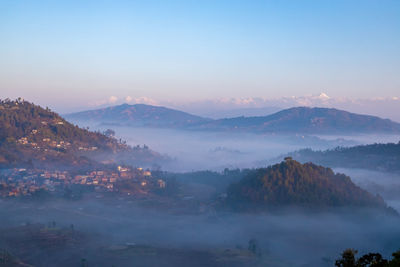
1, 99, 400, 267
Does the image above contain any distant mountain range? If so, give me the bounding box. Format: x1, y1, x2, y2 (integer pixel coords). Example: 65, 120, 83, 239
0, 99, 165, 170
66, 104, 400, 135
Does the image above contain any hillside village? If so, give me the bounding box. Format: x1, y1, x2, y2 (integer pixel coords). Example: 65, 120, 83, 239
16, 127, 99, 153
0, 99, 167, 171
0, 165, 166, 198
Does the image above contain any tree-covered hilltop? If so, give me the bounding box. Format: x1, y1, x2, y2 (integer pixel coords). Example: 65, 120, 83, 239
0, 98, 116, 146
226, 158, 391, 211
287, 142, 400, 172
0, 98, 165, 169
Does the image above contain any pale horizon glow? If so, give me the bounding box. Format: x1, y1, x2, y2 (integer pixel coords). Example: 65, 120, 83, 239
0, 0, 399, 118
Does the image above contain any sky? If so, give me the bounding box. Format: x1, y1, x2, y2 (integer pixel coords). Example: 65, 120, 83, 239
0, 0, 399, 114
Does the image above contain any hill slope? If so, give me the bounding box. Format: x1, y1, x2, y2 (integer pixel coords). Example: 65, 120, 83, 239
195, 107, 400, 134
65, 103, 211, 127
0, 99, 164, 169
287, 142, 400, 172
226, 158, 390, 211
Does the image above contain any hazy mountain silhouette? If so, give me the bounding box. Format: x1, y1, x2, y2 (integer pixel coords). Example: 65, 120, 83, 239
197, 107, 400, 134
66, 105, 400, 134
65, 103, 211, 127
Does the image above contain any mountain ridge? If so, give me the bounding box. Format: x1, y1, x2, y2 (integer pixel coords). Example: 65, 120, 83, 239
67, 104, 400, 134
65, 103, 211, 128
196, 106, 400, 134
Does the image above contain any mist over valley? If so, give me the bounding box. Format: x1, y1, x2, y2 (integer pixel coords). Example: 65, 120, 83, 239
2, 1, 400, 265
1, 99, 400, 266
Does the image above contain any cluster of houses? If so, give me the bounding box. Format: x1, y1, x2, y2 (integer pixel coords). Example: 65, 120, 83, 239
0, 170, 47, 197
0, 166, 166, 198
16, 126, 73, 151
16, 129, 100, 152
17, 137, 72, 151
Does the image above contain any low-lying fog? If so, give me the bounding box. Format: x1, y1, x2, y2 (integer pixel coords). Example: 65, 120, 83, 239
2, 124, 400, 266
79, 124, 400, 213
1, 198, 399, 267
114, 127, 315, 171
335, 168, 400, 213
86, 125, 400, 209
82, 125, 400, 172
81, 124, 399, 172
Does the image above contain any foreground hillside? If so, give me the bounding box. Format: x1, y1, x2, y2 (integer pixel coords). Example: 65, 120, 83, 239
0, 99, 165, 169
287, 142, 400, 172
226, 158, 391, 212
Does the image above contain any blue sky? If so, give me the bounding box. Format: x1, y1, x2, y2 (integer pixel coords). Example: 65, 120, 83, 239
0, 0, 399, 111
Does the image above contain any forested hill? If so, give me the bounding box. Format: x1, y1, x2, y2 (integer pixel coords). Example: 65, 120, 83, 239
0, 99, 112, 148
287, 142, 400, 172
0, 99, 164, 169
226, 158, 391, 211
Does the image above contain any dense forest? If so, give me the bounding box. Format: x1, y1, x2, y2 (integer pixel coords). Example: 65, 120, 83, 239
288, 142, 400, 172
0, 99, 164, 169
226, 158, 391, 211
